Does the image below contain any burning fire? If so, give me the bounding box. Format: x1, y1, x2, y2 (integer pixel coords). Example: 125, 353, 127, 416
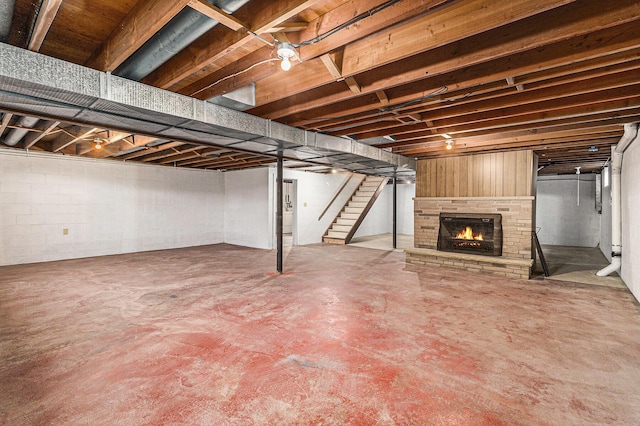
455, 226, 484, 241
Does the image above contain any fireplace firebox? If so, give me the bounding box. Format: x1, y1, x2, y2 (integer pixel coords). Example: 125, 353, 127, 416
437, 213, 503, 256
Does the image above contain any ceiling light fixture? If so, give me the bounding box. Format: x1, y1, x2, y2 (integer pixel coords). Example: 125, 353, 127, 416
94, 137, 103, 150
445, 140, 453, 150
277, 42, 296, 71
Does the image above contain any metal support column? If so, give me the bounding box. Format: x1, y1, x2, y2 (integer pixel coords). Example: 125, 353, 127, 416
276, 154, 283, 273
393, 175, 397, 249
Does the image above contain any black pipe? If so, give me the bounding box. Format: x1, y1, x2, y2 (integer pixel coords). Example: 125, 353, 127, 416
276, 154, 283, 273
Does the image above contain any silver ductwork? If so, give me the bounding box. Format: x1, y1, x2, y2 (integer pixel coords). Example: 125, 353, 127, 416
3, 116, 39, 146
0, 43, 415, 177
0, 0, 16, 42
114, 0, 250, 81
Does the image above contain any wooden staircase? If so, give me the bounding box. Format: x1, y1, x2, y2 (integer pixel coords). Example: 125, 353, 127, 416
323, 175, 389, 244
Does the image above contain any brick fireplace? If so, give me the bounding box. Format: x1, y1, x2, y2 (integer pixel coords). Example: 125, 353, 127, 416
405, 150, 537, 279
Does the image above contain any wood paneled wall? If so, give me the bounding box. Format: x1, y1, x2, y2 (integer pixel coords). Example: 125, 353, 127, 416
416, 150, 536, 197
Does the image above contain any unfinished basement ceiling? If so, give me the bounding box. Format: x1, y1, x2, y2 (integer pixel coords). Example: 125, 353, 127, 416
0, 43, 414, 177
2, 0, 640, 175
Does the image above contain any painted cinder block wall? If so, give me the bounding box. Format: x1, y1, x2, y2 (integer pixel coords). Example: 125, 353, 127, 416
536, 175, 601, 247
354, 182, 415, 238
224, 167, 271, 249
0, 150, 225, 266
1, 149, 414, 265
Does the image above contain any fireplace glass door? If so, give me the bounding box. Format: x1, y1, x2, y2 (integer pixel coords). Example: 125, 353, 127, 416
437, 213, 503, 256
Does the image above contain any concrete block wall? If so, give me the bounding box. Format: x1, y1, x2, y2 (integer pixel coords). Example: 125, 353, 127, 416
224, 168, 271, 249
1, 149, 415, 265
414, 197, 535, 260
353, 186, 391, 238
536, 175, 600, 247
0, 150, 224, 266
354, 182, 416, 238
397, 183, 416, 236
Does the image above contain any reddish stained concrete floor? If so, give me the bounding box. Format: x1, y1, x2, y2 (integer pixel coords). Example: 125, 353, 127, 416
1, 244, 640, 425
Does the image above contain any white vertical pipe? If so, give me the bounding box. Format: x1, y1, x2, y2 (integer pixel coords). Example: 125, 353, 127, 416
576, 168, 580, 206
598, 123, 638, 276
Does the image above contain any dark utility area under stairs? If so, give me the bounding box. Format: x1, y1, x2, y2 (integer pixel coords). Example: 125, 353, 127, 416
323, 176, 388, 245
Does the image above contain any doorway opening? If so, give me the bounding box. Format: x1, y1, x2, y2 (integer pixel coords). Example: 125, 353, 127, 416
283, 179, 295, 248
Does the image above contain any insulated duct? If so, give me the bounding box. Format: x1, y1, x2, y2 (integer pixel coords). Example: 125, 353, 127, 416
597, 122, 639, 277
0, 43, 415, 177
114, 0, 249, 81
0, 0, 16, 42
3, 116, 39, 146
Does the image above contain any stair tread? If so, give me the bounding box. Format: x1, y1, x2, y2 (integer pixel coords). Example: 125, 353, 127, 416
323, 237, 347, 245
337, 219, 356, 224
341, 214, 359, 219
327, 231, 348, 239
324, 177, 387, 244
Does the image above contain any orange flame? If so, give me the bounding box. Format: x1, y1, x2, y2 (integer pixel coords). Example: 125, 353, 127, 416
455, 226, 484, 240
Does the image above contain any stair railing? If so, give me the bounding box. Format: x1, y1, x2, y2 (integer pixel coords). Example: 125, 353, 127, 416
322, 174, 367, 238
343, 177, 389, 244
318, 173, 362, 221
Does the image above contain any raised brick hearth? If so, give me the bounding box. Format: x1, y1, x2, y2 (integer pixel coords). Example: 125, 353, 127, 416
407, 196, 535, 279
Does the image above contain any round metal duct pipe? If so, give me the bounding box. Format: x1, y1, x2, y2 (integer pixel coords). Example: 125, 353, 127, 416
114, 0, 250, 81
0, 0, 16, 42
3, 116, 39, 146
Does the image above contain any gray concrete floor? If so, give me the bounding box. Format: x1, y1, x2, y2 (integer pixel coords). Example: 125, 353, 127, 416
348, 233, 413, 252
533, 245, 626, 289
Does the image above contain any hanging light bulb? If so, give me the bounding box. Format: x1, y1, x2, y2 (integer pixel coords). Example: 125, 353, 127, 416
281, 57, 292, 71
277, 42, 296, 71
445, 140, 453, 150
94, 137, 103, 150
